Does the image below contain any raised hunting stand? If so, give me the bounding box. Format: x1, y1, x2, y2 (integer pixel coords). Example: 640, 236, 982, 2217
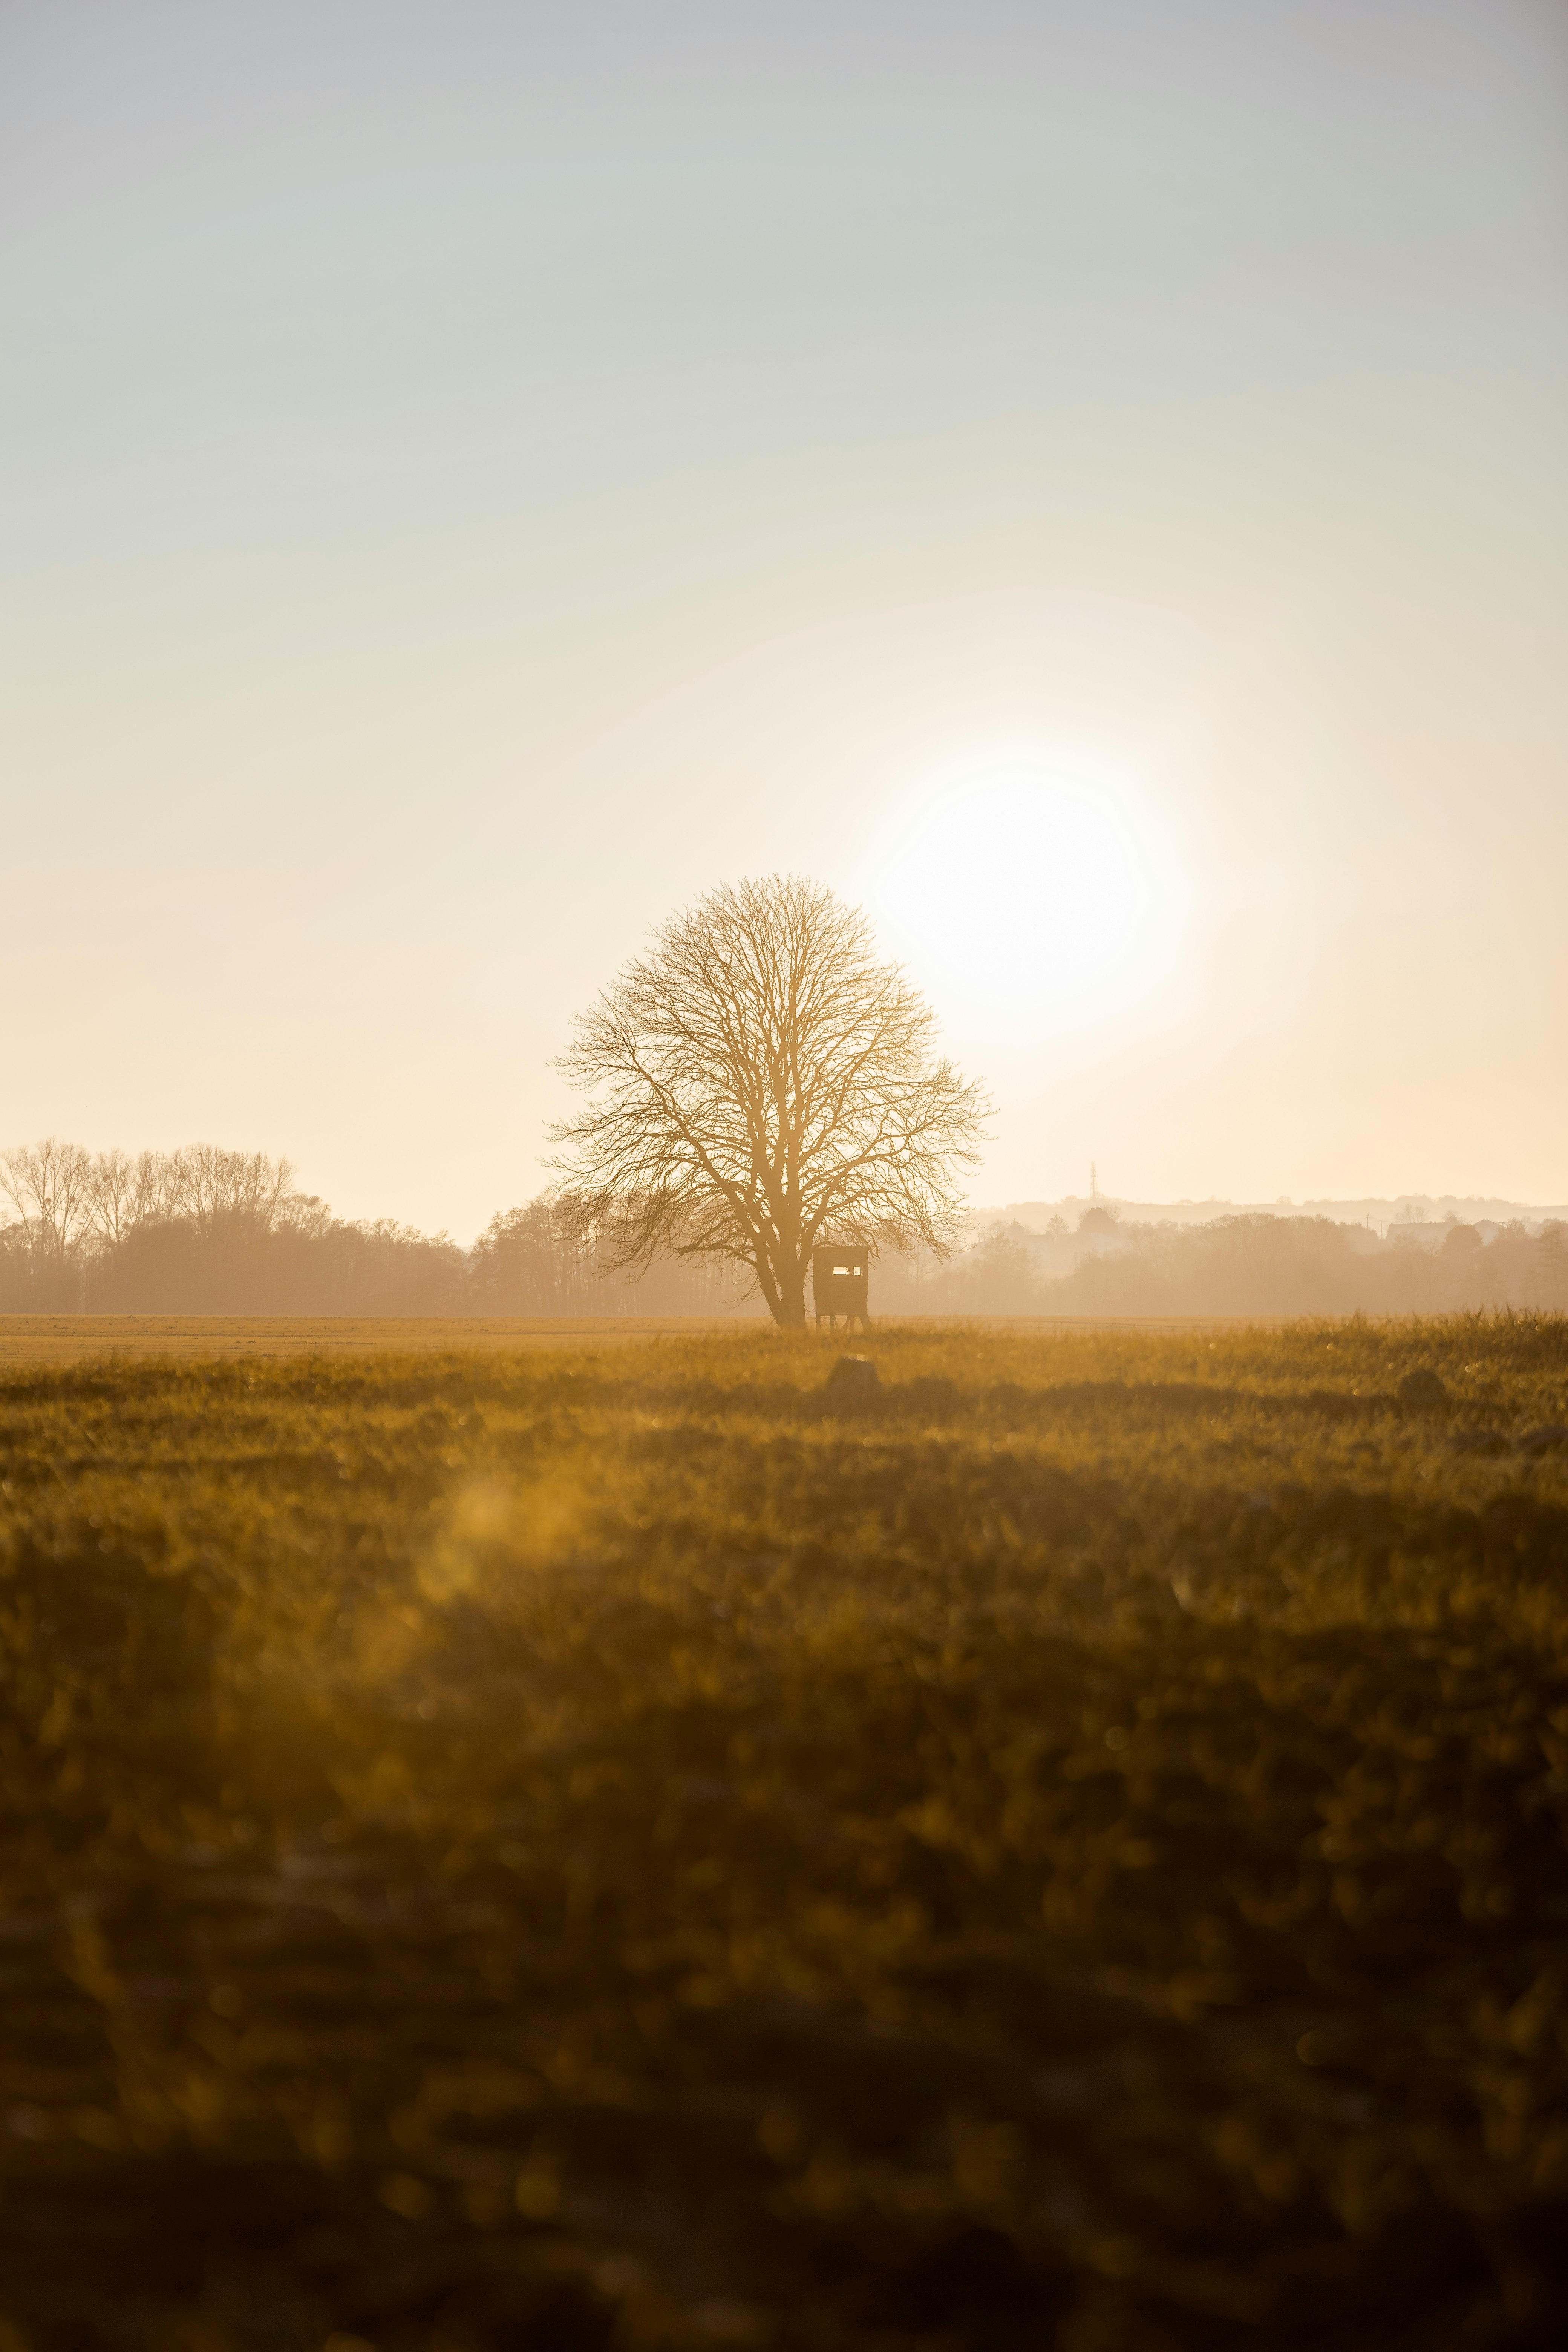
812, 1244, 870, 1332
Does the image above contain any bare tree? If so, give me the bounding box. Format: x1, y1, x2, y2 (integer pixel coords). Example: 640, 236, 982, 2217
0, 1138, 94, 1269
83, 1148, 173, 1246
83, 1149, 138, 1247
168, 1145, 297, 1239
551, 875, 988, 1328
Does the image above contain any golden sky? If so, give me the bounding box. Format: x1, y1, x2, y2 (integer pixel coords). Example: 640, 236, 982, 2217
4, 2, 1565, 1235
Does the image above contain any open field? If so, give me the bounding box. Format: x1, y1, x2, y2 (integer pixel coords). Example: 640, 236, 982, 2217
0, 1318, 755, 1367
3, 1318, 1567, 2349
0, 1316, 1287, 1369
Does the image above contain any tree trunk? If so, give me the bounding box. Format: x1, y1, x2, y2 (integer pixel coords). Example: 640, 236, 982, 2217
775, 1258, 808, 1329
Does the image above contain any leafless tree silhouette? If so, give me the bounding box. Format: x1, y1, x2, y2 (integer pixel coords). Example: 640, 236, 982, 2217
0, 1137, 93, 1272
84, 1149, 172, 1245
550, 875, 988, 1327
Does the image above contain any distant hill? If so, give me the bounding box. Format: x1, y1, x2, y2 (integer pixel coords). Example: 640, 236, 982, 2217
985, 1194, 1568, 1237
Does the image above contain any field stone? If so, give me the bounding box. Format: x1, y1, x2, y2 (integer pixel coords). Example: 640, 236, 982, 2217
1397, 1367, 1448, 1407
823, 1355, 880, 1404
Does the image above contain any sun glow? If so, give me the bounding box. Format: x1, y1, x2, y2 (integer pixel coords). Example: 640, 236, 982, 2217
873, 761, 1161, 1018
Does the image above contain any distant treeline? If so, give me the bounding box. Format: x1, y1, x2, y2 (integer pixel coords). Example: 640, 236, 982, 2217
890, 1211, 1568, 1318
4, 1140, 1565, 1318
0, 1141, 756, 1317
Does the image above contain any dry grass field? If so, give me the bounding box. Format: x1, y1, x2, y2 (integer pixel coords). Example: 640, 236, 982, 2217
3, 1317, 1567, 2349
0, 1317, 1284, 1371
0, 1319, 755, 1369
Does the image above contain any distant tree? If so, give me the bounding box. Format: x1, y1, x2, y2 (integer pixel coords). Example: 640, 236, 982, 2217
469, 1191, 597, 1316
1076, 1203, 1120, 1237
83, 1148, 173, 1246
957, 1222, 1045, 1314
550, 875, 988, 1328
0, 1137, 93, 1272
168, 1145, 298, 1239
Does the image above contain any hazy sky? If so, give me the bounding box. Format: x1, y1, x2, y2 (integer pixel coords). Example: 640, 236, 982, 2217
5, 1, 1565, 1237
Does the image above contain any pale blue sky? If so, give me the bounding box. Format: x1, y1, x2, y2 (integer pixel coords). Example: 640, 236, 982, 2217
4, 2, 1565, 1234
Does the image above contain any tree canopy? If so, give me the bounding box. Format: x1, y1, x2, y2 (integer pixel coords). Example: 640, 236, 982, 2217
550, 875, 988, 1327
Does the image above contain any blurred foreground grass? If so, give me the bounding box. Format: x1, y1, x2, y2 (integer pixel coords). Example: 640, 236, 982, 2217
3, 1318, 1567, 2350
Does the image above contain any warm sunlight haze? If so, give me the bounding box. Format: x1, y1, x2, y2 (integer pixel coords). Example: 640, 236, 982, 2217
874, 760, 1165, 1020
4, 10, 1568, 2347
4, 1, 1565, 1231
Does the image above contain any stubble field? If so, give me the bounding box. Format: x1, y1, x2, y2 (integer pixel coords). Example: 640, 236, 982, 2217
0, 1317, 1278, 1371
3, 1318, 1567, 2350
0, 1320, 753, 1369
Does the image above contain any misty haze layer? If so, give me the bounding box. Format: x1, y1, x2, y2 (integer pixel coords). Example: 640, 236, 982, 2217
5, 1139, 1567, 1321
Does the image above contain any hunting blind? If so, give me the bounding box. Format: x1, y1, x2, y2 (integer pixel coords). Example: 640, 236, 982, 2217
812, 1244, 870, 1331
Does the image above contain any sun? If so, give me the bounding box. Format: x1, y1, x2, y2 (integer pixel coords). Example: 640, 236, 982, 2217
873, 761, 1158, 1016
